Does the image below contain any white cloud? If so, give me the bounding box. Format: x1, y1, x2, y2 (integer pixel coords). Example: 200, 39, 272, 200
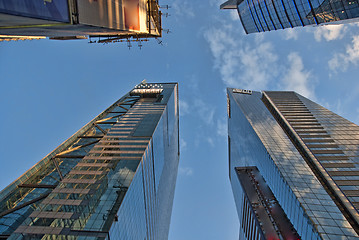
179, 167, 193, 176
282, 28, 299, 40
207, 137, 215, 147
180, 138, 187, 150
281, 52, 314, 99
179, 100, 189, 116
312, 24, 346, 42
209, 0, 225, 6
229, 10, 240, 21
217, 118, 227, 137
193, 99, 215, 125
204, 15, 317, 100
329, 35, 359, 72
172, 0, 195, 19
203, 25, 278, 90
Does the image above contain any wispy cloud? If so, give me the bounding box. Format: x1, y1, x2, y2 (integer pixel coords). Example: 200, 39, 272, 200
312, 24, 346, 42
180, 138, 187, 150
280, 52, 315, 99
179, 167, 194, 176
217, 118, 227, 137
282, 28, 299, 40
172, 0, 195, 19
207, 137, 215, 147
203, 18, 317, 98
203, 25, 278, 90
179, 100, 189, 116
329, 35, 359, 72
209, 0, 225, 6
193, 99, 215, 125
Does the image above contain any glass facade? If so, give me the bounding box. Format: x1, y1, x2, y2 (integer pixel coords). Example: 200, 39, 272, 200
222, 0, 359, 33
0, 82, 179, 240
228, 89, 359, 239
234, 166, 300, 240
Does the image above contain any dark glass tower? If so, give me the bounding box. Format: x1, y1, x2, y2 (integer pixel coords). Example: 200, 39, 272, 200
0, 82, 179, 240
221, 0, 359, 33
228, 88, 359, 239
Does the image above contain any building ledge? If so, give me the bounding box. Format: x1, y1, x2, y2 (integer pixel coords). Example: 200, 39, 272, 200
220, 0, 238, 9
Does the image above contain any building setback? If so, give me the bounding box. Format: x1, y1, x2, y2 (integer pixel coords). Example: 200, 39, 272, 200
227, 89, 359, 239
221, 0, 359, 33
0, 82, 179, 240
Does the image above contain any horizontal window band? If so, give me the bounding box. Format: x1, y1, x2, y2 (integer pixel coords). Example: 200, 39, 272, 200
300, 134, 331, 138
336, 180, 359, 186
303, 139, 335, 143
76, 163, 113, 168
15, 226, 63, 235
343, 190, 359, 197
89, 150, 144, 154
321, 162, 355, 168
317, 156, 349, 160
41, 199, 87, 206
52, 188, 92, 194
107, 130, 132, 133
18, 184, 57, 189
296, 130, 327, 134
94, 144, 148, 148
61, 178, 99, 184
282, 114, 314, 117
328, 171, 359, 176
306, 144, 339, 148
281, 111, 311, 114
279, 109, 308, 112
353, 202, 359, 210
96, 122, 117, 125
108, 128, 135, 130
312, 149, 344, 154
56, 155, 85, 159
68, 170, 106, 175
286, 117, 316, 119
294, 126, 323, 129
290, 122, 320, 125
101, 138, 149, 142
78, 135, 104, 138
83, 156, 141, 160
29, 211, 76, 219
275, 103, 305, 105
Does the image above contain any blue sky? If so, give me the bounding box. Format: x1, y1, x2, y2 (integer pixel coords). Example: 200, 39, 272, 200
1, 0, 359, 239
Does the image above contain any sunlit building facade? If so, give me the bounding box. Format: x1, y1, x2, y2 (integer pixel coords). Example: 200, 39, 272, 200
228, 89, 359, 239
0, 0, 162, 43
221, 0, 359, 33
0, 82, 179, 240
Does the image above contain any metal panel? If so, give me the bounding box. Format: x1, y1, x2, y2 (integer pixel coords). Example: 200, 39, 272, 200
77, 0, 148, 32
0, 0, 70, 23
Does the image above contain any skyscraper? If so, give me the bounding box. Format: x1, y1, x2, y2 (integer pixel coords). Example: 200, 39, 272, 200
0, 0, 162, 43
227, 88, 359, 239
0, 81, 179, 240
221, 0, 359, 33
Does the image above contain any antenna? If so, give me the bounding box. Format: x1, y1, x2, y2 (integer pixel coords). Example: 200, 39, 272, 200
160, 5, 171, 9
162, 29, 171, 34
156, 38, 163, 45
127, 39, 132, 49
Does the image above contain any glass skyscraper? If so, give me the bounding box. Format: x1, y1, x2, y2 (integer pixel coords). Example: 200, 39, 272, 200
221, 0, 359, 33
227, 88, 359, 239
0, 82, 179, 240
